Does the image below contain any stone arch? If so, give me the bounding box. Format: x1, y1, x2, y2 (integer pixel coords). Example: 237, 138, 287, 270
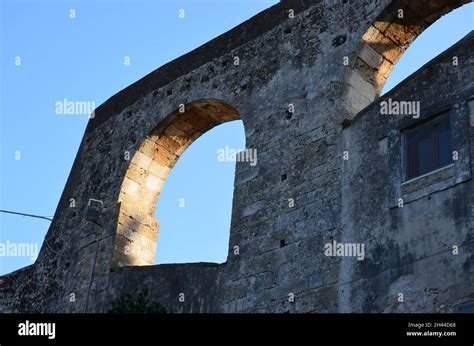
341, 0, 469, 116
112, 98, 241, 268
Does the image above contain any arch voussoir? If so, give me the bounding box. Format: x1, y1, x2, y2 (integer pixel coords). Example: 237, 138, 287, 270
342, 0, 469, 116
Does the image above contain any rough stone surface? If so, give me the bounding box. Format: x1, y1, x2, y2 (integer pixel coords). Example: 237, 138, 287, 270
0, 0, 472, 313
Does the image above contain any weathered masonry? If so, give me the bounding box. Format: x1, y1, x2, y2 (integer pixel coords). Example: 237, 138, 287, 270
1, 0, 472, 313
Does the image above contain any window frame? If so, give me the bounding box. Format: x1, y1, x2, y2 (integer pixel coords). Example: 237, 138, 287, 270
386, 98, 472, 209
401, 111, 454, 183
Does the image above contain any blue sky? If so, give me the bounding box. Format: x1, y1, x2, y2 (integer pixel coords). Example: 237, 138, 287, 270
0, 0, 472, 275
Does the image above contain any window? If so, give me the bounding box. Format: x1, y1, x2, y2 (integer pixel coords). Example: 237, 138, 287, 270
403, 113, 453, 181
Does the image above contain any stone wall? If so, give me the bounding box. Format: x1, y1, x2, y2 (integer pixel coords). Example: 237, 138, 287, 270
0, 0, 471, 313
340, 32, 474, 312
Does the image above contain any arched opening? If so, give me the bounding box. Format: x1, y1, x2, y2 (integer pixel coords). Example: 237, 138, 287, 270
112, 99, 241, 268
382, 2, 473, 94
341, 0, 470, 116
154, 120, 245, 264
